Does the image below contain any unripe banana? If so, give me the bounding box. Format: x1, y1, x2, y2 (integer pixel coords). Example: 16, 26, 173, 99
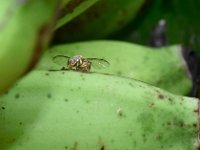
53, 0, 145, 43
0, 71, 198, 150
0, 0, 98, 95
0, 0, 61, 94
55, 0, 99, 29
37, 40, 192, 95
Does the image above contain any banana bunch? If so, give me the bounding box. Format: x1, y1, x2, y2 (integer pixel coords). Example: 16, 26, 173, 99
37, 40, 192, 95
0, 70, 198, 150
0, 1, 197, 149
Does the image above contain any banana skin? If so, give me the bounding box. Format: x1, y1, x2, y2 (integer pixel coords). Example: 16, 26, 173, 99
0, 71, 198, 150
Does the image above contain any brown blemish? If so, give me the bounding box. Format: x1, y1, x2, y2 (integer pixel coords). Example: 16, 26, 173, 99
193, 123, 197, 128
98, 137, 106, 150
117, 107, 125, 118
100, 145, 106, 150
156, 134, 162, 140
15, 93, 20, 99
1, 106, 5, 110
178, 121, 185, 127
166, 121, 172, 126
158, 94, 164, 99
196, 145, 200, 150
194, 109, 198, 113
168, 97, 173, 103
118, 112, 123, 117
70, 142, 78, 150
149, 102, 155, 107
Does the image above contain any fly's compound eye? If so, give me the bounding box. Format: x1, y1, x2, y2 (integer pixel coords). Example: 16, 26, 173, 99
68, 58, 76, 66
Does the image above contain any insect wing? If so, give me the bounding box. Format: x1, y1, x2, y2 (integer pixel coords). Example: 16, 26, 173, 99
52, 55, 70, 67
88, 58, 110, 69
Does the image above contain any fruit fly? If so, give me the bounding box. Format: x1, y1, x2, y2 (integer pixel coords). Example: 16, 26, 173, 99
52, 55, 110, 72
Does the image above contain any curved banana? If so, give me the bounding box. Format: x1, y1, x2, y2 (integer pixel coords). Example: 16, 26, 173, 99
53, 0, 145, 43
0, 70, 198, 150
0, 0, 61, 94
0, 0, 98, 95
37, 40, 192, 95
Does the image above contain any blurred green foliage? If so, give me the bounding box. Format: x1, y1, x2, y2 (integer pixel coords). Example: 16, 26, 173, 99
117, 0, 200, 53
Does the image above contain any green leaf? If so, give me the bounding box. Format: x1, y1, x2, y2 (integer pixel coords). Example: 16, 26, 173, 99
126, 0, 200, 53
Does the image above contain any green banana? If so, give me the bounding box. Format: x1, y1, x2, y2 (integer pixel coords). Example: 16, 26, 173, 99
0, 0, 62, 94
37, 40, 192, 95
55, 0, 99, 29
53, 0, 145, 43
0, 70, 198, 150
0, 0, 98, 95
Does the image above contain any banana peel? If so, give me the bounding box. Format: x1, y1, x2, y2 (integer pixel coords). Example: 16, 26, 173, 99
0, 70, 199, 150
37, 40, 192, 95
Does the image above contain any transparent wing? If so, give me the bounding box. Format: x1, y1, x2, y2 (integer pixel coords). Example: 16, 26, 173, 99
52, 55, 70, 67
88, 58, 110, 69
